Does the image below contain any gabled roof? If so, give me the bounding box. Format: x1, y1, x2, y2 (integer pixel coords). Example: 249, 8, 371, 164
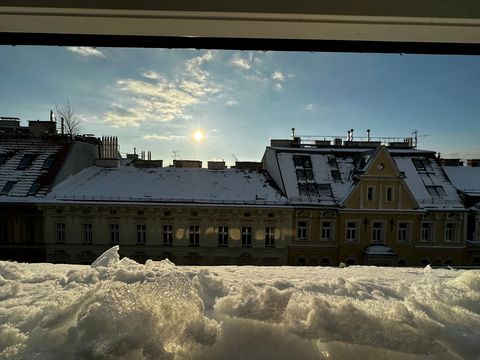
264, 144, 464, 210
47, 165, 289, 206
0, 138, 71, 199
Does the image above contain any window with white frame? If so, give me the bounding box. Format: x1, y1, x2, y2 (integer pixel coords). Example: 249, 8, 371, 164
421, 222, 433, 242
346, 221, 358, 242
109, 224, 119, 244
241, 226, 252, 247
386, 186, 394, 202
321, 221, 332, 241
367, 186, 375, 201
297, 221, 308, 240
136, 224, 146, 244
189, 225, 200, 246
163, 224, 173, 246
56, 223, 65, 243
82, 223, 92, 244
397, 222, 410, 243
218, 226, 228, 247
265, 226, 275, 247
372, 222, 384, 243
445, 223, 457, 242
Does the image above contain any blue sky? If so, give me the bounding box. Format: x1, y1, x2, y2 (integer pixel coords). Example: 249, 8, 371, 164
1, 46, 480, 164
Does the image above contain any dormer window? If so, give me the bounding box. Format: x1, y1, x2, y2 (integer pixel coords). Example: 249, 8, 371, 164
0, 181, 16, 195
43, 155, 56, 169
17, 154, 34, 170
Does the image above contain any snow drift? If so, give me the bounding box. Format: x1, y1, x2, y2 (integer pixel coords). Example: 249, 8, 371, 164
1, 246, 479, 359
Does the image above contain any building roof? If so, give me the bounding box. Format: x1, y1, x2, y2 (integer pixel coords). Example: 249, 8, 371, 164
263, 143, 463, 209
443, 166, 480, 196
47, 165, 289, 206
0, 138, 71, 199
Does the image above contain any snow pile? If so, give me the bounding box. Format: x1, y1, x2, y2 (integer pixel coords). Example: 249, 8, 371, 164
1, 248, 480, 359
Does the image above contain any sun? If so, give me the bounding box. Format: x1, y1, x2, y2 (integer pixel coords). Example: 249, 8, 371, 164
193, 130, 204, 142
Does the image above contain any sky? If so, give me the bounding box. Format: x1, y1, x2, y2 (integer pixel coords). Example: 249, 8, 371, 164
1, 46, 480, 165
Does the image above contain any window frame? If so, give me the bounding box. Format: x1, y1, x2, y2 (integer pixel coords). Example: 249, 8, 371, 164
386, 186, 394, 202
297, 220, 308, 241
82, 223, 93, 244
189, 225, 200, 247
136, 224, 147, 244
55, 222, 65, 243
162, 224, 173, 246
345, 220, 359, 243
367, 185, 375, 202
321, 221, 333, 241
445, 222, 458, 242
109, 223, 120, 244
420, 221, 434, 242
371, 221, 385, 243
396, 221, 411, 243
241, 226, 252, 247
218, 226, 229, 247
264, 226, 275, 247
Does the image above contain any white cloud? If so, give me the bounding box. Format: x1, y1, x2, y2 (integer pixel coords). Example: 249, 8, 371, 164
230, 57, 251, 70
226, 100, 239, 106
143, 134, 185, 141
104, 51, 221, 127
273, 83, 283, 91
142, 71, 161, 80
306, 104, 314, 110
66, 47, 105, 58
272, 71, 285, 81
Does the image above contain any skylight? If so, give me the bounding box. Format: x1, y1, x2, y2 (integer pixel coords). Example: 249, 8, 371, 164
17, 154, 34, 170
0, 181, 17, 195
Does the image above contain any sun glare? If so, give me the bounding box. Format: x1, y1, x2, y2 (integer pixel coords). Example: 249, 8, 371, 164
193, 130, 204, 141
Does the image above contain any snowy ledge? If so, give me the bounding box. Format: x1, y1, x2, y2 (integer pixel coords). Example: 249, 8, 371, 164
0, 246, 479, 359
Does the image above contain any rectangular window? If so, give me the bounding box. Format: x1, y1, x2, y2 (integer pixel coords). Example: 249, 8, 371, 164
397, 222, 409, 243
386, 187, 393, 202
25, 222, 36, 243
56, 223, 65, 243
0, 222, 9, 243
109, 224, 119, 244
189, 225, 200, 246
218, 226, 228, 247
265, 226, 275, 247
293, 155, 312, 168
82, 223, 93, 244
426, 185, 447, 198
295, 169, 305, 181
42, 155, 56, 169
17, 154, 33, 170
413, 159, 426, 171
372, 222, 384, 243
346, 221, 357, 242
445, 223, 457, 242
305, 169, 314, 181
163, 224, 173, 246
242, 226, 252, 247
367, 186, 374, 201
297, 221, 308, 240
321, 221, 332, 241
421, 222, 433, 242
136, 224, 146, 244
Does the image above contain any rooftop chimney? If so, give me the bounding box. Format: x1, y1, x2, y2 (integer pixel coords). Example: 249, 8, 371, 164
350, 129, 354, 140
367, 129, 371, 141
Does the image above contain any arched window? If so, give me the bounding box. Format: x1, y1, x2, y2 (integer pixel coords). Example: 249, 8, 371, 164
419, 258, 430, 267
320, 257, 332, 266
296, 257, 307, 266
397, 259, 407, 267
345, 258, 356, 266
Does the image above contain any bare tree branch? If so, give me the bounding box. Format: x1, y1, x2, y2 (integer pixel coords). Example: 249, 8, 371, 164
55, 100, 82, 138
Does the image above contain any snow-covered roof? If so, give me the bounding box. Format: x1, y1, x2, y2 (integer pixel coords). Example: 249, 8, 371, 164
443, 166, 480, 196
393, 155, 463, 209
264, 144, 464, 210
47, 165, 289, 206
0, 138, 70, 199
